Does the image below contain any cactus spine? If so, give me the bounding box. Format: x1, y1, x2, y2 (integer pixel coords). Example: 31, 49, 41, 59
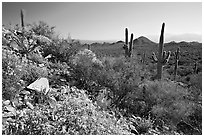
152, 23, 171, 80
174, 47, 180, 80
123, 28, 134, 57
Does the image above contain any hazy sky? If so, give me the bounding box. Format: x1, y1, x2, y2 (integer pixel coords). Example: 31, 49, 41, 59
2, 2, 202, 42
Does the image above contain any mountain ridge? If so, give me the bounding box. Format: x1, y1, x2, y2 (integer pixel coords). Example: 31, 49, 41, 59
79, 36, 202, 45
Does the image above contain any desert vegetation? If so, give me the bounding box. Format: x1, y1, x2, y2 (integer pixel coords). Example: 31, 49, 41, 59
2, 9, 202, 135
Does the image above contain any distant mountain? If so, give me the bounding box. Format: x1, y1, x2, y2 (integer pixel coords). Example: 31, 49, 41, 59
133, 36, 156, 46
79, 39, 116, 44
116, 40, 124, 44
164, 41, 202, 47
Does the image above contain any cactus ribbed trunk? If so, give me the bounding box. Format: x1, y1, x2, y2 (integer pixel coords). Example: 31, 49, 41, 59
129, 33, 133, 57
152, 23, 171, 80
20, 9, 25, 29
157, 23, 165, 79
124, 28, 134, 58
174, 60, 178, 80
125, 28, 129, 57
174, 47, 180, 80
194, 62, 198, 74
88, 44, 90, 50
125, 28, 128, 45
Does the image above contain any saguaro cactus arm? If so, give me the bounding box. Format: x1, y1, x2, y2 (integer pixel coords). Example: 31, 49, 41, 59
129, 33, 133, 51
193, 62, 198, 74
175, 47, 180, 60
152, 52, 158, 62
162, 51, 171, 64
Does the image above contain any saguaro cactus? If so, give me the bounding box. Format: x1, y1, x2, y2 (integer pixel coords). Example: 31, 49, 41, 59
193, 62, 198, 74
20, 9, 25, 29
152, 23, 171, 80
88, 44, 91, 50
123, 28, 134, 57
142, 52, 146, 64
174, 47, 180, 80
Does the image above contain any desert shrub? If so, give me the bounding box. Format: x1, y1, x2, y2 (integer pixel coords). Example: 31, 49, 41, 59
2, 48, 48, 100
139, 80, 199, 129
2, 86, 131, 135
117, 78, 201, 134
2, 49, 23, 100
70, 53, 150, 114
2, 25, 51, 58
72, 49, 103, 67
30, 21, 55, 39
188, 72, 202, 90
19, 61, 48, 85
47, 61, 71, 88
30, 21, 78, 63
41, 38, 79, 64
69, 49, 104, 99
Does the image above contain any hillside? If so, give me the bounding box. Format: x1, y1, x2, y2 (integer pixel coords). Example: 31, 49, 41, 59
133, 36, 156, 46
2, 22, 202, 135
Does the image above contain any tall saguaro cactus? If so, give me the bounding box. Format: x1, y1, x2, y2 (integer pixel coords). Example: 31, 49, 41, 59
123, 28, 134, 57
152, 23, 171, 80
174, 47, 180, 80
20, 9, 25, 29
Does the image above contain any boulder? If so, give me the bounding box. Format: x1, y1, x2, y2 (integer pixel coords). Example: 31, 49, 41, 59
27, 77, 50, 95
3, 100, 10, 106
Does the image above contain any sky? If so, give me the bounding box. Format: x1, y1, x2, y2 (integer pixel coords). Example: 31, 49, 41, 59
2, 2, 202, 42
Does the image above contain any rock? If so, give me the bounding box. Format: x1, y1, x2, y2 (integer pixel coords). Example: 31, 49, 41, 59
48, 96, 57, 109
4, 106, 16, 115
131, 115, 142, 122
38, 63, 45, 67
62, 125, 67, 133
5, 117, 15, 122
2, 112, 16, 118
61, 86, 70, 94
27, 77, 50, 95
148, 128, 160, 135
3, 100, 10, 106
131, 129, 139, 135
177, 82, 188, 87
153, 119, 164, 130
20, 90, 30, 95
129, 124, 139, 135
26, 101, 34, 110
